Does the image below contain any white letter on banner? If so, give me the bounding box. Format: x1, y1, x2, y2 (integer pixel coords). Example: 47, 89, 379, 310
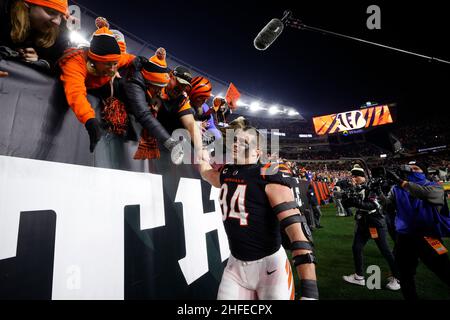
0, 155, 165, 299
176, 178, 230, 285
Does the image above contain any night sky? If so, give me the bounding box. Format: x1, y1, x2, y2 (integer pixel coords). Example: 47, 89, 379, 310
75, 0, 449, 123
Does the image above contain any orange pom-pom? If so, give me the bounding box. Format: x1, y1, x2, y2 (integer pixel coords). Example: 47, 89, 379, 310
95, 17, 109, 29
156, 47, 166, 60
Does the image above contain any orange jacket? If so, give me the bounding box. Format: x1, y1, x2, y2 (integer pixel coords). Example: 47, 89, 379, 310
59, 48, 135, 124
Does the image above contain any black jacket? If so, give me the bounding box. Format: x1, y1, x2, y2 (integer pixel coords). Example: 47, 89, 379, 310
118, 56, 171, 144
342, 184, 386, 228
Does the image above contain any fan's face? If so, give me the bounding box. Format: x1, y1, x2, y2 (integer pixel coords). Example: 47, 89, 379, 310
95, 61, 119, 76
29, 5, 63, 30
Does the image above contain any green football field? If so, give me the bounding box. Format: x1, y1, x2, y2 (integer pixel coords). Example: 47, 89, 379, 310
293, 203, 450, 300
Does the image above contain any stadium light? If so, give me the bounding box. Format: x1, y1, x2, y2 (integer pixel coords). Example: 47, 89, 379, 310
69, 31, 90, 47
288, 109, 299, 116
250, 101, 262, 112
269, 105, 280, 115
236, 100, 247, 107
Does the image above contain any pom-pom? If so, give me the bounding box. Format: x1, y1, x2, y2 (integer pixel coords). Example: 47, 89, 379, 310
95, 17, 109, 29
156, 47, 166, 60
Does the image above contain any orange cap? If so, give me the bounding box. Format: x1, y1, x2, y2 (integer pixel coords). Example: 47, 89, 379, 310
25, 0, 68, 16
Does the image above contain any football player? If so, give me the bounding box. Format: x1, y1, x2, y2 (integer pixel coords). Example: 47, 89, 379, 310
198, 126, 318, 300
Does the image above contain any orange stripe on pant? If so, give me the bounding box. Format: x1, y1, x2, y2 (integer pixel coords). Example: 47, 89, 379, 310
286, 259, 295, 300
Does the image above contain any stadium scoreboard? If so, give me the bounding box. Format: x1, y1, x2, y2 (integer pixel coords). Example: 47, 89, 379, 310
312, 105, 394, 135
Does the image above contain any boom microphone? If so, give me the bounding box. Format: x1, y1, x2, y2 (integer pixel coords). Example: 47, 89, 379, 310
253, 18, 285, 51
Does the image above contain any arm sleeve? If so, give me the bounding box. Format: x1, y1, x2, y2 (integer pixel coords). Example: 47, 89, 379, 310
404, 182, 445, 206
59, 54, 95, 124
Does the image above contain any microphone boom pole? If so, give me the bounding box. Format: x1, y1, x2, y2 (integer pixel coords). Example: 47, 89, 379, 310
285, 16, 450, 65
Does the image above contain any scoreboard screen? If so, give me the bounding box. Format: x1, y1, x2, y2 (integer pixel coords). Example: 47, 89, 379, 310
312, 105, 394, 135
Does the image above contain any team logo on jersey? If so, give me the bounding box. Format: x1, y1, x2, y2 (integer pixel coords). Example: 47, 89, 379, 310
222, 168, 228, 174
232, 170, 239, 176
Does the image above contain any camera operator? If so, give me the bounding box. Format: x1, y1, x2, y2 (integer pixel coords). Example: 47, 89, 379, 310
336, 178, 353, 217
342, 165, 401, 290
382, 161, 450, 300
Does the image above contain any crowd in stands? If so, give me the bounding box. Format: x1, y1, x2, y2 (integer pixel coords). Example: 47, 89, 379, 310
284, 152, 450, 184
392, 117, 449, 152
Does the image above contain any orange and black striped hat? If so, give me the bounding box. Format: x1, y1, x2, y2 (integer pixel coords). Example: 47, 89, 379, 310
141, 48, 170, 87
88, 26, 121, 63
189, 76, 212, 101
95, 17, 127, 53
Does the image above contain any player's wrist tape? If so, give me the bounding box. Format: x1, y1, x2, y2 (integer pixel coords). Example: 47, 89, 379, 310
293, 252, 316, 266
272, 201, 299, 215
300, 279, 319, 300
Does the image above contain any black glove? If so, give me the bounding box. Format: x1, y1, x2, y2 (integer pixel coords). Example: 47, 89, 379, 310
386, 170, 403, 185
163, 138, 184, 165
85, 118, 102, 153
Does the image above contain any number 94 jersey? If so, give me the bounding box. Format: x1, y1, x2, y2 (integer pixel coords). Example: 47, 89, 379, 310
219, 162, 294, 261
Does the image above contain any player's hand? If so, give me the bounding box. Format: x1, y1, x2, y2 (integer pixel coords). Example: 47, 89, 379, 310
201, 148, 210, 163
0, 70, 8, 77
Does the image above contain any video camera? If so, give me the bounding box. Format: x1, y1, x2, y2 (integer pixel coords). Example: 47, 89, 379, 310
369, 164, 417, 195
340, 180, 365, 202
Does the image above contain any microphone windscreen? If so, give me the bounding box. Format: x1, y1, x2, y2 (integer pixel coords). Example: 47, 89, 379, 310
254, 18, 284, 51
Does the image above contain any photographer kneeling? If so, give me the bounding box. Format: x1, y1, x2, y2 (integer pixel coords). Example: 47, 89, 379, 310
382, 161, 450, 300
342, 165, 401, 291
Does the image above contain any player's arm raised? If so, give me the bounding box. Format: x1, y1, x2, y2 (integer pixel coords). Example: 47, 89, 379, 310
266, 183, 319, 300
198, 159, 221, 188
